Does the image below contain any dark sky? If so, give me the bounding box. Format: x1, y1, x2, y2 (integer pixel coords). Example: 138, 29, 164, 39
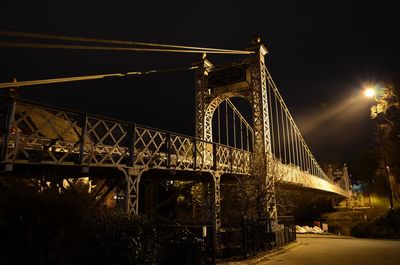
1, 1, 399, 167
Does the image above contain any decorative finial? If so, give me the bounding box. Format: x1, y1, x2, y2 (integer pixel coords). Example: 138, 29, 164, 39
251, 35, 261, 44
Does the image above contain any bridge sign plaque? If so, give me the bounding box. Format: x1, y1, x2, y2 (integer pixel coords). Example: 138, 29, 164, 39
208, 65, 250, 91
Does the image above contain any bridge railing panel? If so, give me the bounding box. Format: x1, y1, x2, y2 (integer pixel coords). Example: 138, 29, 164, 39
84, 117, 130, 167
1, 98, 253, 177
168, 134, 195, 170
6, 101, 84, 165
194, 140, 214, 171
215, 146, 251, 175
216, 145, 230, 172
231, 149, 251, 175
133, 126, 168, 169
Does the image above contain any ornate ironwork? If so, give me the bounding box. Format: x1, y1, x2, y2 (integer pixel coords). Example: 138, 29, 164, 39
194, 43, 278, 224
0, 42, 351, 227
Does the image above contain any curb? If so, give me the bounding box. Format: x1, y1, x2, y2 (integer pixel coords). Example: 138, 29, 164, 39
297, 234, 354, 239
217, 241, 302, 265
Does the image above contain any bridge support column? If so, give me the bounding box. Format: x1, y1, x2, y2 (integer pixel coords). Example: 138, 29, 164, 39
194, 57, 213, 140
247, 40, 278, 223
211, 172, 221, 231
119, 167, 140, 216
211, 172, 222, 254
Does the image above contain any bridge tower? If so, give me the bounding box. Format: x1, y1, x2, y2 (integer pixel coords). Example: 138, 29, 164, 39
194, 37, 278, 229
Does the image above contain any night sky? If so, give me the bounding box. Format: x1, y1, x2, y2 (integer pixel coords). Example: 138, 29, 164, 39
1, 1, 399, 170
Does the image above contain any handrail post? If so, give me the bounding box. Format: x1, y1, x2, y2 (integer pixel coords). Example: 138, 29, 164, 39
130, 124, 137, 166
193, 138, 197, 170
213, 143, 217, 171
166, 132, 171, 168
1, 96, 16, 163
230, 147, 234, 173
78, 113, 88, 165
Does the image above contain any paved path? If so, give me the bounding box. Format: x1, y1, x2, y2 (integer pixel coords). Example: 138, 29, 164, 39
262, 235, 400, 265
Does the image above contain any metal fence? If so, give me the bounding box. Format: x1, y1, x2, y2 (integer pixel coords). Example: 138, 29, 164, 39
1, 215, 215, 265
219, 216, 296, 260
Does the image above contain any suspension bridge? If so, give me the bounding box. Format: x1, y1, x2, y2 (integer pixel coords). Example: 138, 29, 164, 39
0, 33, 350, 235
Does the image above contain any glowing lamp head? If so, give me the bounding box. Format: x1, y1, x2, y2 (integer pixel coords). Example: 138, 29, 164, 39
364, 88, 376, 98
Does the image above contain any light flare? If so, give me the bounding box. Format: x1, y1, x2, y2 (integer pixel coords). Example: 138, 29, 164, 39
364, 88, 376, 98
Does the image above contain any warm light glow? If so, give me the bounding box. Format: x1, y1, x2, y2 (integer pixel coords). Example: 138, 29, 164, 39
364, 88, 376, 98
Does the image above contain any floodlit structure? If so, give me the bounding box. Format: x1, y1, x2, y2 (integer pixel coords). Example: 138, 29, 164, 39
0, 38, 350, 237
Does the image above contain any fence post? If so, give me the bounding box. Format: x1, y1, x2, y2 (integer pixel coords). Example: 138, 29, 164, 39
210, 223, 216, 265
242, 217, 247, 259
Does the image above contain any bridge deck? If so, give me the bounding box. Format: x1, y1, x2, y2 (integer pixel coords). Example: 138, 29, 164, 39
0, 98, 349, 197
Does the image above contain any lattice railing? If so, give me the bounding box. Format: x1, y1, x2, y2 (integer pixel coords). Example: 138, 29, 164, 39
169, 135, 194, 170
7, 102, 84, 165
272, 158, 350, 197
0, 98, 251, 175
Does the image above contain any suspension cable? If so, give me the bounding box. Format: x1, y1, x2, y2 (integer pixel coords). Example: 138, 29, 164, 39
0, 31, 254, 54
274, 90, 282, 160
0, 41, 253, 55
281, 104, 287, 163
294, 129, 299, 167
217, 104, 221, 144
0, 65, 199, 89
267, 82, 275, 156
225, 99, 253, 133
233, 106, 236, 148
225, 100, 229, 146
286, 115, 292, 164
266, 67, 329, 180
290, 117, 295, 165
240, 118, 243, 150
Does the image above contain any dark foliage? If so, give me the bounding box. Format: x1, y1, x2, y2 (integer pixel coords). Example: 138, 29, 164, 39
351, 209, 400, 239
0, 177, 214, 265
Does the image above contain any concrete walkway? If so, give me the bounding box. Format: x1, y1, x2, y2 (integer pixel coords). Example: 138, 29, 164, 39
217, 239, 302, 265
217, 234, 400, 265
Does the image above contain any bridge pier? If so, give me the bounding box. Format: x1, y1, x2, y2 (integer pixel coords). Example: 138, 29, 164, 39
211, 172, 222, 232
119, 167, 140, 216
210, 172, 222, 256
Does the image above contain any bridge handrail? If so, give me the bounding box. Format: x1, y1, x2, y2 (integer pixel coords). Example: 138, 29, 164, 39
0, 96, 254, 152
0, 96, 252, 175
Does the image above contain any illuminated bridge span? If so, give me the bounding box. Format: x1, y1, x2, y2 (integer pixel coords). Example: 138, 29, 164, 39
0, 40, 350, 231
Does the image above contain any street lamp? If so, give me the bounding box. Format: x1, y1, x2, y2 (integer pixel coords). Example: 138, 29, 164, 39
364, 87, 376, 98
363, 85, 394, 210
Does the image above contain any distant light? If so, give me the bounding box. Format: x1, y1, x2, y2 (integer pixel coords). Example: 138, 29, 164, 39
364, 88, 376, 98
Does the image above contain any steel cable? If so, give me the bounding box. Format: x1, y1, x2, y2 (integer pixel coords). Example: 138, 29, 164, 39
0, 31, 254, 54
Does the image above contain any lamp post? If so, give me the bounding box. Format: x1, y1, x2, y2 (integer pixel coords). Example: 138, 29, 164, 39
364, 86, 394, 210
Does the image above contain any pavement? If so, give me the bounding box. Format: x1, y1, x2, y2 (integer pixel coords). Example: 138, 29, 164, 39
294, 233, 354, 239
218, 234, 400, 265
217, 234, 355, 265
216, 238, 302, 265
